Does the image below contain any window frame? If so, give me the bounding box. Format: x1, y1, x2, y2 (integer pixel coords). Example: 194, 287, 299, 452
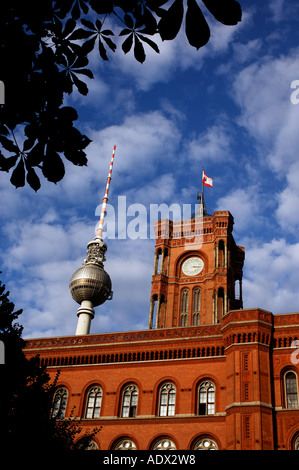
51, 387, 68, 419
180, 288, 189, 326
158, 382, 176, 417
121, 384, 139, 418
284, 371, 299, 409
84, 385, 103, 419
197, 380, 215, 415
192, 288, 201, 326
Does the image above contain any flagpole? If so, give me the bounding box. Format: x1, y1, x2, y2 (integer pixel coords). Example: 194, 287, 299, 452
201, 167, 204, 203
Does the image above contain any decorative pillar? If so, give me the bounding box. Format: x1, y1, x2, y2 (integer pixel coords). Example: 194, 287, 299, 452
160, 249, 165, 275
224, 243, 228, 268
148, 297, 155, 329
214, 290, 218, 323
155, 297, 161, 329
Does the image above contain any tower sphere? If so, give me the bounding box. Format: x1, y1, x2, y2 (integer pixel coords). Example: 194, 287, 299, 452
69, 263, 112, 307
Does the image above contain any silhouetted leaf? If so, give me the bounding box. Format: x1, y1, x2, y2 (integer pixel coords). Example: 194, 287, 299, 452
138, 34, 160, 53
202, 0, 242, 25
74, 68, 94, 78
122, 33, 134, 54
102, 36, 117, 52
186, 0, 210, 49
0, 135, 18, 153
26, 167, 41, 192
81, 18, 96, 31
134, 35, 146, 63
26, 143, 45, 167
0, 154, 18, 172
10, 158, 25, 188
68, 28, 94, 40
158, 0, 184, 40
23, 137, 36, 151
81, 35, 97, 54
99, 38, 109, 61
63, 18, 76, 37
64, 149, 88, 166
71, 73, 88, 95
42, 147, 65, 183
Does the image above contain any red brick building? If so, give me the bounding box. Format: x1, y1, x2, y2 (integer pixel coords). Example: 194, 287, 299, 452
24, 207, 299, 450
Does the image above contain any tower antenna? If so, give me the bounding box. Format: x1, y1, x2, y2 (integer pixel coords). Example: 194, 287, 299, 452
69, 145, 117, 336
96, 145, 116, 239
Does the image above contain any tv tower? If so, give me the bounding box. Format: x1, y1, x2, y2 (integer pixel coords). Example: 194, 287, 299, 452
69, 146, 116, 335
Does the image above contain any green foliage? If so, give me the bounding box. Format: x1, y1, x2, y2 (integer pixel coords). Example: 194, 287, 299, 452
0, 276, 98, 450
0, 0, 242, 190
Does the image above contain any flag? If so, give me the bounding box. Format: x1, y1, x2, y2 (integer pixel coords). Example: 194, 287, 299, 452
202, 170, 213, 188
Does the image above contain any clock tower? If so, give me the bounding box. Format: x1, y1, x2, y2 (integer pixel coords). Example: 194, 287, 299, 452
148, 197, 245, 329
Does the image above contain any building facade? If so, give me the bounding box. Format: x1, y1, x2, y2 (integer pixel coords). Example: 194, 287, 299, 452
23, 209, 299, 450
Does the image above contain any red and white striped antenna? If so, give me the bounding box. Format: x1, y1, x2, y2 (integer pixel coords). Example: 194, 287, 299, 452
96, 145, 116, 239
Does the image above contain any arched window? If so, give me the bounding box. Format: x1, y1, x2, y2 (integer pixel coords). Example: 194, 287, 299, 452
285, 371, 298, 409
180, 289, 189, 326
159, 382, 176, 416
51, 387, 68, 419
85, 386, 103, 419
197, 381, 215, 415
153, 438, 176, 450
121, 384, 138, 417
75, 438, 99, 450
114, 439, 137, 450
293, 435, 299, 450
193, 437, 218, 450
193, 288, 201, 326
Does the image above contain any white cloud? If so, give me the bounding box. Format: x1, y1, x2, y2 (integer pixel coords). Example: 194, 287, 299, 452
185, 122, 234, 165
243, 238, 299, 314
216, 186, 265, 233
110, 10, 247, 91
231, 48, 299, 232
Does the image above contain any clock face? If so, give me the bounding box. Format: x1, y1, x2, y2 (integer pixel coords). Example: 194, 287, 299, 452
182, 257, 204, 276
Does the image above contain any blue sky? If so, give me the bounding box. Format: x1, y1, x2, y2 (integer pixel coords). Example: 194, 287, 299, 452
2, 0, 299, 338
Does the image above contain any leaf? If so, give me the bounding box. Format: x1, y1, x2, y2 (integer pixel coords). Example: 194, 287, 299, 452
10, 158, 25, 188
42, 146, 65, 183
26, 143, 45, 166
71, 0, 81, 20
138, 34, 160, 53
101, 29, 114, 36
0, 135, 18, 153
71, 73, 89, 95
68, 28, 94, 40
81, 19, 96, 31
158, 0, 184, 41
95, 18, 102, 31
124, 14, 134, 30
122, 33, 134, 54
64, 149, 88, 166
74, 68, 94, 79
186, 0, 210, 49
134, 35, 146, 63
23, 137, 36, 151
98, 38, 109, 61
102, 36, 117, 53
63, 18, 76, 37
119, 28, 132, 37
81, 35, 97, 54
58, 106, 78, 122
26, 167, 41, 191
202, 0, 242, 25
0, 154, 18, 172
